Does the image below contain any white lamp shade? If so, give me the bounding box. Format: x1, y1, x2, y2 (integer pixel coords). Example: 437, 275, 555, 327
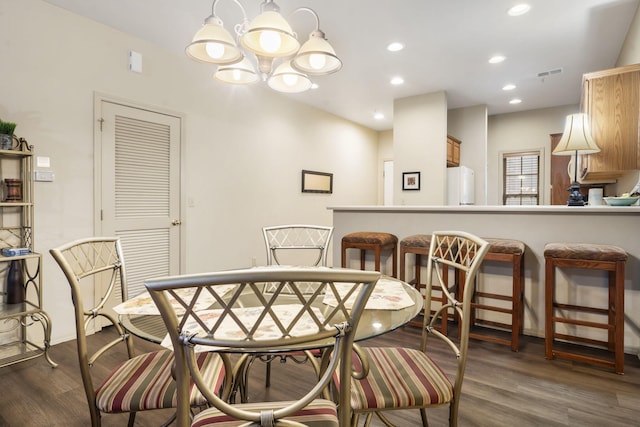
241, 11, 300, 57
291, 35, 342, 75
214, 58, 258, 85
268, 60, 312, 93
186, 21, 243, 65
552, 113, 601, 155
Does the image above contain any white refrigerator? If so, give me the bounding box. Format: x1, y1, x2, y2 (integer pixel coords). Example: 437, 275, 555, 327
447, 166, 475, 205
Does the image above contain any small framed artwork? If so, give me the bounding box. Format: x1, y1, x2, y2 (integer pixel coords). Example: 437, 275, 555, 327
402, 172, 420, 191
301, 170, 333, 194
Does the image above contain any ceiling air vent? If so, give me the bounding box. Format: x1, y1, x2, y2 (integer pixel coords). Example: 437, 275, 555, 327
537, 68, 563, 80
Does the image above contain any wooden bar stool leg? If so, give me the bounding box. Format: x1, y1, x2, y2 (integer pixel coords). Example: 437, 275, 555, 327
341, 243, 347, 268
391, 245, 397, 278
360, 248, 366, 271
374, 246, 381, 272
544, 258, 555, 360
400, 248, 407, 281
614, 260, 624, 374
511, 253, 523, 352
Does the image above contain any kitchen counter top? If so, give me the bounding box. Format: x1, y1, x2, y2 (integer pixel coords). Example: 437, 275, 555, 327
329, 205, 640, 213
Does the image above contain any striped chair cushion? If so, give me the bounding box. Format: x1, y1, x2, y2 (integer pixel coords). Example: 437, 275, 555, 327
95, 350, 225, 413
191, 399, 338, 427
336, 347, 453, 410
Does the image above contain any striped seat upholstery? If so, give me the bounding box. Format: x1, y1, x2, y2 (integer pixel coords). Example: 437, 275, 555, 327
96, 350, 224, 413
335, 232, 490, 427
336, 347, 452, 410
49, 237, 229, 426
191, 399, 339, 427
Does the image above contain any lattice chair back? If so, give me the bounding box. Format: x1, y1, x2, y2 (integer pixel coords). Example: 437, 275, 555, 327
263, 225, 334, 267
146, 266, 380, 427
422, 231, 490, 417
50, 237, 132, 424
50, 237, 227, 426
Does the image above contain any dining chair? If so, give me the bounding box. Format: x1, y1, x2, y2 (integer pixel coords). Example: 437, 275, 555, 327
249, 224, 334, 393
337, 231, 489, 427
145, 265, 380, 427
263, 224, 334, 267
49, 237, 227, 427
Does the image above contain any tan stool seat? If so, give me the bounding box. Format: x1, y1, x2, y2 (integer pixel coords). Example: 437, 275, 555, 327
459, 237, 525, 351
543, 243, 627, 262
486, 238, 525, 255
342, 232, 398, 278
400, 234, 432, 248
544, 242, 626, 373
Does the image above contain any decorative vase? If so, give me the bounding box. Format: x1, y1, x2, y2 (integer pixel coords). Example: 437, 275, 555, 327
0, 134, 13, 150
4, 179, 22, 202
5, 259, 25, 304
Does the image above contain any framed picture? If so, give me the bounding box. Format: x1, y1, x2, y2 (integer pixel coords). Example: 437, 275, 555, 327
402, 172, 420, 191
301, 170, 333, 194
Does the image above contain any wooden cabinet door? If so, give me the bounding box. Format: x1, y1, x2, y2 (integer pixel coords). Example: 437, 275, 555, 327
446, 135, 461, 167
582, 64, 640, 179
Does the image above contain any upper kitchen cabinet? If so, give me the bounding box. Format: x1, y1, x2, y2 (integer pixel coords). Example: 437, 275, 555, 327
447, 134, 461, 167
579, 63, 640, 182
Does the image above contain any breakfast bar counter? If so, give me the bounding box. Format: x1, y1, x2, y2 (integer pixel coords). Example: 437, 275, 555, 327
329, 205, 640, 354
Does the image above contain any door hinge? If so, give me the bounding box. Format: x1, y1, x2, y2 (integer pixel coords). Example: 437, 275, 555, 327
100, 209, 103, 221
98, 118, 105, 132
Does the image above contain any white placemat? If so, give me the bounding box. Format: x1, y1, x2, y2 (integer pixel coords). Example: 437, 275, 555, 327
323, 278, 415, 310
113, 285, 237, 315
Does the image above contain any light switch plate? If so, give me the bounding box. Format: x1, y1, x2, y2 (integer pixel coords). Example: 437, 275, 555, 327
129, 50, 142, 73
34, 171, 55, 182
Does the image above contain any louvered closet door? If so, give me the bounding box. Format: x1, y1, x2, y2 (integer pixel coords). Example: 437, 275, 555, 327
99, 101, 181, 300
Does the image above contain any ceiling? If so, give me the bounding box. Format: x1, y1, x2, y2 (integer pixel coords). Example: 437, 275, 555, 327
43, 0, 639, 131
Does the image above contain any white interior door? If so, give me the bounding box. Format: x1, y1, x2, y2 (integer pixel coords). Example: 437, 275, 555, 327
96, 99, 182, 301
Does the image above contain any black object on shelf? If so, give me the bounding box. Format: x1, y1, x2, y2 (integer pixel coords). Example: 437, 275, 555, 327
5, 259, 24, 304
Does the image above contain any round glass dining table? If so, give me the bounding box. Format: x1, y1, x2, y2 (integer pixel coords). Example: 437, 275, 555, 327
120, 274, 423, 347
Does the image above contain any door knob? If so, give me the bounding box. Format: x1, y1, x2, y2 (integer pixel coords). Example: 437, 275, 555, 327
171, 219, 182, 226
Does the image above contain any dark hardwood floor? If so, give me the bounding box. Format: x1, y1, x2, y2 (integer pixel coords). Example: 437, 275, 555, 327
1, 325, 639, 426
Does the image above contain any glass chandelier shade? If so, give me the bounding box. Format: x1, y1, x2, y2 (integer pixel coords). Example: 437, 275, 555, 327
240, 11, 300, 57
268, 60, 312, 93
185, 16, 244, 65
552, 113, 601, 155
214, 58, 259, 84
291, 31, 342, 75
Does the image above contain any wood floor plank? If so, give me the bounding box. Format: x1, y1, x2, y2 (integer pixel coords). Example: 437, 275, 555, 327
0, 325, 638, 426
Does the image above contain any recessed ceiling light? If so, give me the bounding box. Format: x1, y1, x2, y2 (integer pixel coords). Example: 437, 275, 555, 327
489, 55, 506, 64
508, 4, 531, 16
509, 98, 522, 104
387, 42, 404, 52
502, 84, 516, 91
390, 76, 404, 85
374, 112, 385, 120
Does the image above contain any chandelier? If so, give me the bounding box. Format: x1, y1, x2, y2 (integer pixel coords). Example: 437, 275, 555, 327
186, 0, 342, 93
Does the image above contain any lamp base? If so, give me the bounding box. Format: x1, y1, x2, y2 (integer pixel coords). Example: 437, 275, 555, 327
566, 181, 585, 206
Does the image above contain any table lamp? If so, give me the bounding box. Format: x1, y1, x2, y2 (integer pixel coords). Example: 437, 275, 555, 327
552, 113, 601, 206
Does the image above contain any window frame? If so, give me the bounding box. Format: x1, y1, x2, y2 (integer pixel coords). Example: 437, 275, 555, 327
502, 150, 541, 205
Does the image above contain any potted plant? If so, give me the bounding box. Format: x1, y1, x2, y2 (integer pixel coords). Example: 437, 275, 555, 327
0, 119, 16, 150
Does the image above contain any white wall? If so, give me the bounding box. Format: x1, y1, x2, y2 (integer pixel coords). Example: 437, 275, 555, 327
448, 105, 488, 205
393, 92, 448, 205
0, 0, 379, 344
487, 104, 578, 205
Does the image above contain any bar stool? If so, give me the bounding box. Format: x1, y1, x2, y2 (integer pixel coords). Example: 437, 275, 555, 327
341, 232, 398, 278
459, 238, 525, 352
544, 242, 627, 374
399, 234, 450, 332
